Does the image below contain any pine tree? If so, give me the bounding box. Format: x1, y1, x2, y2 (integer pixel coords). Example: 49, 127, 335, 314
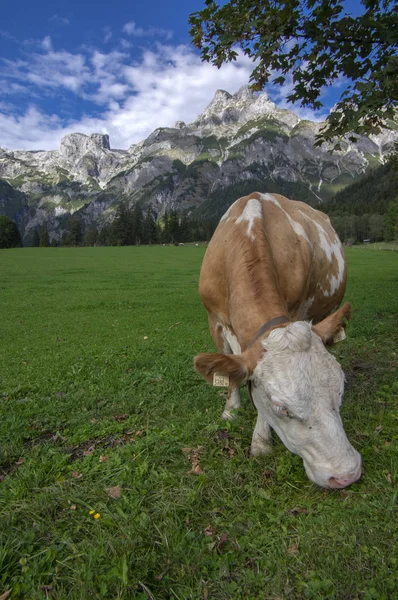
132, 203, 144, 245
142, 208, 157, 244
169, 210, 180, 244
112, 202, 133, 245
67, 218, 83, 246
84, 227, 98, 246
162, 211, 170, 244
369, 214, 385, 241
384, 203, 398, 241
39, 222, 50, 247
98, 224, 113, 246
0, 215, 22, 248
179, 215, 191, 243
31, 228, 40, 247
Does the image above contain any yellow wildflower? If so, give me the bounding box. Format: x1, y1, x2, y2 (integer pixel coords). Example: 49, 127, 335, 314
89, 510, 95, 515
94, 513, 101, 519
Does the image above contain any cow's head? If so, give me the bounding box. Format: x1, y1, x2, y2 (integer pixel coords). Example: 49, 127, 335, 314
194, 303, 361, 489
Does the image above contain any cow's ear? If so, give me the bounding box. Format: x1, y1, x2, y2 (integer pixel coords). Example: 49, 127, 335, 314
312, 302, 352, 345
194, 352, 249, 386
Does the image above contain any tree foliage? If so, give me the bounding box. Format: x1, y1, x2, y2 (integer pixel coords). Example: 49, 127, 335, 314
31, 228, 40, 247
189, 0, 398, 142
39, 222, 50, 247
384, 202, 398, 241
0, 214, 22, 248
93, 204, 215, 247
66, 218, 83, 247
84, 227, 98, 246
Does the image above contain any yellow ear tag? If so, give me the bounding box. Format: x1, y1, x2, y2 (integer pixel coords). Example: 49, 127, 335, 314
333, 327, 346, 344
213, 373, 229, 387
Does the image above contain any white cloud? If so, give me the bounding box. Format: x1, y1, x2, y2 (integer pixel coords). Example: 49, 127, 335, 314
122, 20, 173, 40
0, 100, 14, 113
0, 105, 109, 150
120, 39, 132, 50
41, 36, 52, 51
0, 79, 31, 95
1, 48, 90, 94
49, 15, 70, 25
123, 21, 145, 36
103, 28, 112, 43
0, 29, 19, 43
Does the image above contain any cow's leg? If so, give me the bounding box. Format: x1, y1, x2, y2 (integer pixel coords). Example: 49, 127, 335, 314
222, 387, 241, 421
207, 314, 241, 420
250, 411, 272, 456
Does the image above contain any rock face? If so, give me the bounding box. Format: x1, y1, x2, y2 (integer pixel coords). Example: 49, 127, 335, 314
0, 86, 397, 243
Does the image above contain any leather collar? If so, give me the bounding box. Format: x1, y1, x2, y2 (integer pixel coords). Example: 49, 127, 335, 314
247, 316, 290, 348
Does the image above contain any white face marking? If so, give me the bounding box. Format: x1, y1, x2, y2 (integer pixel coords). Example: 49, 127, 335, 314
314, 223, 345, 295
221, 326, 241, 355
235, 198, 262, 241
261, 193, 310, 243
250, 322, 361, 488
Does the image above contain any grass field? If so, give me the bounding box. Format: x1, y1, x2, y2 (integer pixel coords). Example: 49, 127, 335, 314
353, 242, 398, 252
0, 246, 397, 600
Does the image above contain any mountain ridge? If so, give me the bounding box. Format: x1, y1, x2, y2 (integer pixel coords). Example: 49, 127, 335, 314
1, 85, 397, 244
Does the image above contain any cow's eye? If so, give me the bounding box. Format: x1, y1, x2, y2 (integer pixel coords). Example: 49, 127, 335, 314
273, 403, 290, 417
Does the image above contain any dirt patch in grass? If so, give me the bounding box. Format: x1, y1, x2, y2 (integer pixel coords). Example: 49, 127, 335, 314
24, 431, 65, 448
344, 358, 373, 389
214, 429, 238, 458
0, 428, 147, 481
0, 457, 25, 481
66, 429, 146, 461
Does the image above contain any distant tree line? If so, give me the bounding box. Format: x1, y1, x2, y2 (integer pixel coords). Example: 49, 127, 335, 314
29, 202, 217, 247
327, 206, 398, 245
2, 159, 397, 248
28, 203, 397, 250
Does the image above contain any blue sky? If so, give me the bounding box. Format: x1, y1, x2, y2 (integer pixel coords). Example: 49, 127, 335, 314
0, 0, 357, 151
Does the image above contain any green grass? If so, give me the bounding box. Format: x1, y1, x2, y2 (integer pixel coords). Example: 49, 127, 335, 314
353, 242, 398, 252
0, 246, 397, 600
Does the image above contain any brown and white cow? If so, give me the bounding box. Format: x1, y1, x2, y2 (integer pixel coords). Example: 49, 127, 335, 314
194, 192, 361, 489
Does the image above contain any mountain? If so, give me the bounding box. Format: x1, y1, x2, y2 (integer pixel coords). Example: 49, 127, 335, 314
1, 86, 397, 244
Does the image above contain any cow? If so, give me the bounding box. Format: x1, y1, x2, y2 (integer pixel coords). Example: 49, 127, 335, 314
194, 192, 361, 489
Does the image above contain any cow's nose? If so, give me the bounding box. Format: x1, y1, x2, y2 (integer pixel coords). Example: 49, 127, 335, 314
329, 469, 361, 489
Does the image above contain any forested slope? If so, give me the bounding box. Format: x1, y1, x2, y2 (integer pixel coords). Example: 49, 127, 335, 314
324, 161, 398, 243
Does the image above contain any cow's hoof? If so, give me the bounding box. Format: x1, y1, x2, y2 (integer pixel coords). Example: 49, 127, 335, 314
250, 443, 272, 457
222, 409, 235, 421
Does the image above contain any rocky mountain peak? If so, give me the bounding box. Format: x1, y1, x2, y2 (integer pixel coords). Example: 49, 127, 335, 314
233, 85, 256, 101
193, 86, 282, 131
59, 133, 111, 158
194, 89, 233, 123
209, 89, 233, 110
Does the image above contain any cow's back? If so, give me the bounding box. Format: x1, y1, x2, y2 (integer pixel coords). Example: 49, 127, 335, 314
199, 192, 346, 327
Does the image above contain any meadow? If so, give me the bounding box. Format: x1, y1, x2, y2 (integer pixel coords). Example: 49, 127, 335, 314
0, 246, 397, 600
